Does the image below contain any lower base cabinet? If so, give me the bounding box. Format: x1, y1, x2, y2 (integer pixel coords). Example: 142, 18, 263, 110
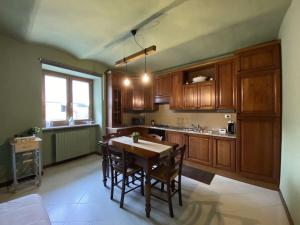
213, 137, 236, 172
187, 135, 213, 166
165, 131, 186, 147
237, 117, 280, 183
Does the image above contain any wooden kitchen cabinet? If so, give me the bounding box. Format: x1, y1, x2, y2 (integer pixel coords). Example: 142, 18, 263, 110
183, 84, 198, 109
154, 73, 172, 103
197, 81, 215, 110
170, 71, 184, 110
122, 85, 133, 111
213, 137, 236, 172
237, 117, 280, 183
187, 135, 213, 166
165, 131, 185, 148
235, 41, 281, 185
144, 78, 158, 111
183, 81, 215, 110
236, 41, 280, 73
106, 70, 123, 127
131, 78, 144, 110
216, 59, 236, 110
122, 77, 157, 111
237, 69, 280, 116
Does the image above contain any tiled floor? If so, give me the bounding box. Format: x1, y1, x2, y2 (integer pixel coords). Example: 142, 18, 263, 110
0, 155, 289, 225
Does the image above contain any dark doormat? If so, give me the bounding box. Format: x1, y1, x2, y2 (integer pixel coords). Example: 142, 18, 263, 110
182, 165, 215, 185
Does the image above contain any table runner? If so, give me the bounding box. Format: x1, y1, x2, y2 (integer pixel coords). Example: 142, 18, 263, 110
110, 136, 172, 155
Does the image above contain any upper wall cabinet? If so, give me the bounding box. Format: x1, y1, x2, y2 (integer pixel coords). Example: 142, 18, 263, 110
216, 59, 236, 110
154, 73, 172, 103
237, 70, 280, 116
236, 41, 281, 117
122, 77, 158, 112
170, 71, 184, 110
197, 81, 216, 110
236, 41, 280, 73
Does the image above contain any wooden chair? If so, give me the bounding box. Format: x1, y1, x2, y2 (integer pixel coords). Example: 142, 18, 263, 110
107, 145, 144, 208
150, 145, 186, 217
98, 133, 120, 187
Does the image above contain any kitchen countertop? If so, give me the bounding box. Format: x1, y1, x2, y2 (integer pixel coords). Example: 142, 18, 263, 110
107, 125, 236, 139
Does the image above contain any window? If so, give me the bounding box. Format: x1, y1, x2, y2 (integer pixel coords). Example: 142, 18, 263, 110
43, 70, 93, 126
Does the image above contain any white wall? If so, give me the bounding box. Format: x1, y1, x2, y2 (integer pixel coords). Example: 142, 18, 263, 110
278, 0, 300, 224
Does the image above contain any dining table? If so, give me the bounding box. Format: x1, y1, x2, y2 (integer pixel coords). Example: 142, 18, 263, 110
108, 136, 178, 218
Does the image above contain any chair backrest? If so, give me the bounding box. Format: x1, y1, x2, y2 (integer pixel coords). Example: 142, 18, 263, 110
98, 133, 121, 156
146, 134, 162, 141
107, 145, 127, 173
169, 145, 186, 176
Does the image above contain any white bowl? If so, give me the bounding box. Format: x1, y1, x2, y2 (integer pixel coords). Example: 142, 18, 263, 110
193, 76, 207, 82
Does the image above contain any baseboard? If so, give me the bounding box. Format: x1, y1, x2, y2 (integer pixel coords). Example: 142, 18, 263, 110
0, 152, 102, 188
279, 189, 295, 225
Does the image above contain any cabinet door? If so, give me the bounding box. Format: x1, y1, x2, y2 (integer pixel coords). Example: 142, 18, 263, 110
213, 138, 236, 172
236, 42, 280, 73
154, 74, 172, 103
183, 84, 198, 109
187, 135, 213, 166
144, 78, 158, 111
238, 70, 280, 116
216, 60, 236, 110
165, 131, 185, 148
237, 117, 280, 183
122, 86, 133, 111
132, 79, 144, 110
198, 81, 216, 109
170, 71, 183, 110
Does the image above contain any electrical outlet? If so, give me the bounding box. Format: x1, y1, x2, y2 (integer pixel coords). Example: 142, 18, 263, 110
225, 114, 231, 119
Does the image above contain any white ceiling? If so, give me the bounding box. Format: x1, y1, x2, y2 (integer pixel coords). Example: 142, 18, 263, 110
0, 0, 291, 73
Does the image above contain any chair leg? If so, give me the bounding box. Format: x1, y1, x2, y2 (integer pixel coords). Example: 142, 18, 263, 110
102, 159, 107, 187
171, 180, 175, 192
178, 177, 182, 206
114, 171, 118, 184
106, 163, 110, 178
110, 168, 114, 200
167, 182, 174, 218
160, 183, 164, 192
132, 174, 135, 185
141, 171, 144, 196
120, 174, 126, 208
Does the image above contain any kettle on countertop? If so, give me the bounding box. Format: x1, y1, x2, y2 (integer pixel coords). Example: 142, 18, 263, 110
227, 120, 235, 134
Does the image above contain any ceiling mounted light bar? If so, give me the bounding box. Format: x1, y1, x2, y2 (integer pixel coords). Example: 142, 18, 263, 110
115, 45, 156, 67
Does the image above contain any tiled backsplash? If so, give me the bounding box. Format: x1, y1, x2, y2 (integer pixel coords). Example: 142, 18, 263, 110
123, 104, 236, 130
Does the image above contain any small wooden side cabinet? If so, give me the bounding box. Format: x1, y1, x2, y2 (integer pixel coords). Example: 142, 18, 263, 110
10, 136, 42, 192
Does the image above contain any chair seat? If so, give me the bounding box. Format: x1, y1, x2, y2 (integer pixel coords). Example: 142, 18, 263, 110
114, 163, 143, 176
151, 164, 178, 182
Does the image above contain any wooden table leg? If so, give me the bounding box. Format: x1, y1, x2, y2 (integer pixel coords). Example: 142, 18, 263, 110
145, 159, 153, 218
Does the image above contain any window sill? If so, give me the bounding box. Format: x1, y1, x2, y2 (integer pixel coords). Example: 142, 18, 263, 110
42, 124, 99, 132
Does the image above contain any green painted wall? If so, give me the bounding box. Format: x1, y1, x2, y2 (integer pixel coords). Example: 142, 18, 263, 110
279, 0, 300, 224
0, 34, 108, 184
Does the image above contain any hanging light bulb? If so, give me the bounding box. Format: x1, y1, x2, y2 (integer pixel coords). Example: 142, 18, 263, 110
123, 78, 130, 86
123, 62, 131, 87
142, 73, 149, 83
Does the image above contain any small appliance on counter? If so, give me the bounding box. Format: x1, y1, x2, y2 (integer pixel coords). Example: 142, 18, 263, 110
132, 117, 145, 126
227, 120, 235, 134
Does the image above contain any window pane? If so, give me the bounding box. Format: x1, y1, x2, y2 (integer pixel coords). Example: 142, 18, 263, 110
45, 75, 67, 121
72, 80, 90, 120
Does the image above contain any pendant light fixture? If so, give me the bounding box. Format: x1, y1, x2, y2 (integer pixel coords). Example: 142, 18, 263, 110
116, 29, 155, 84
142, 49, 149, 83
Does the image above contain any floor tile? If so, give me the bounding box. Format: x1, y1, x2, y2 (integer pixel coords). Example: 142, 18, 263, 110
0, 155, 290, 225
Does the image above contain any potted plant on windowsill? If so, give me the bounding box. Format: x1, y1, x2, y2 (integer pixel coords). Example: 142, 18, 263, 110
132, 132, 140, 143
